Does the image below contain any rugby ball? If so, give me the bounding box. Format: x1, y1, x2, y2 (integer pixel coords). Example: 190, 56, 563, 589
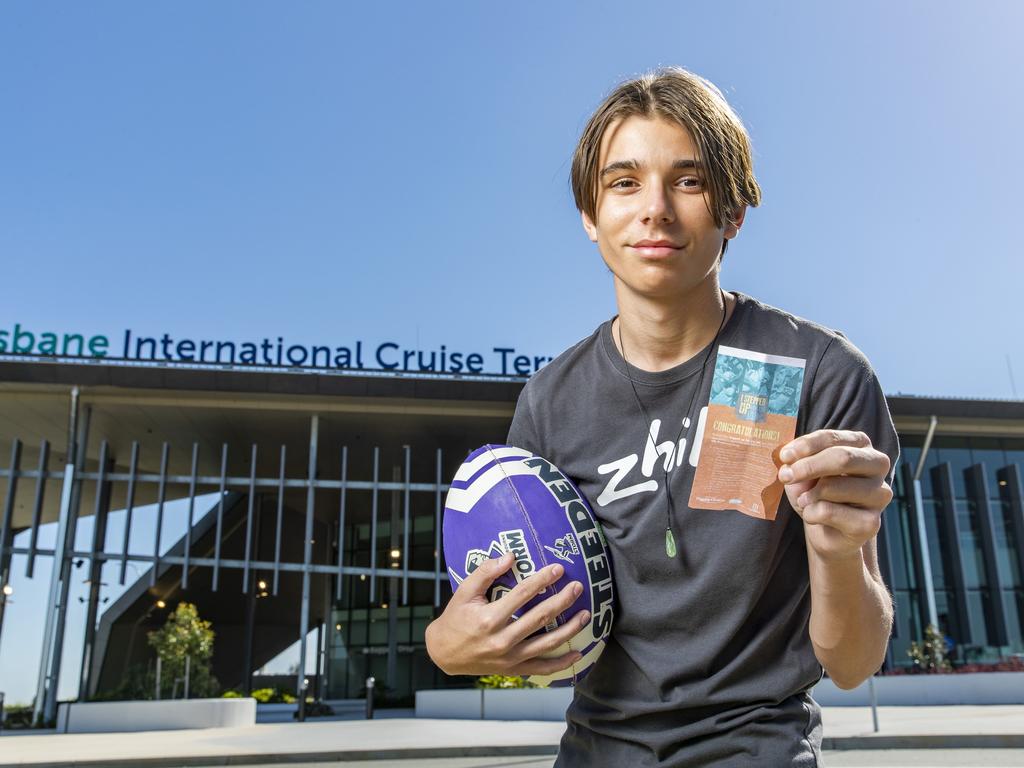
443, 444, 614, 687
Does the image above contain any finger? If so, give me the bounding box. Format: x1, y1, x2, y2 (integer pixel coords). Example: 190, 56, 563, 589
796, 476, 893, 510
501, 580, 584, 646
490, 562, 565, 618
798, 500, 881, 540
509, 649, 583, 678
512, 608, 592, 663
780, 444, 890, 484
780, 429, 872, 464
453, 551, 513, 603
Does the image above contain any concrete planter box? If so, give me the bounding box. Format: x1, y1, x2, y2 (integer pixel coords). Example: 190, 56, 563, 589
416, 689, 483, 719
483, 688, 573, 720
56, 697, 256, 733
813, 672, 1024, 706
416, 688, 572, 721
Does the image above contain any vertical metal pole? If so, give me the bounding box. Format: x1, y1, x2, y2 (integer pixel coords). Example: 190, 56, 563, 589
212, 443, 228, 592
118, 442, 139, 585
370, 447, 379, 603
243, 444, 257, 593
151, 443, 169, 587
434, 448, 442, 608
184, 655, 191, 700
242, 498, 261, 697
181, 443, 199, 591
314, 622, 323, 702
25, 440, 51, 578
273, 446, 285, 595
868, 675, 879, 732
0, 439, 22, 646
386, 466, 399, 689
34, 387, 79, 725
321, 582, 332, 699
41, 404, 90, 724
155, 656, 162, 700
912, 416, 940, 631
79, 441, 112, 700
402, 446, 411, 605
911, 477, 939, 629
297, 415, 319, 709
336, 446, 347, 602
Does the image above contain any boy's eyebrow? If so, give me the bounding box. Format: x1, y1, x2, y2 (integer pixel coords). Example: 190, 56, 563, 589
599, 159, 639, 177
673, 158, 702, 170
599, 158, 704, 177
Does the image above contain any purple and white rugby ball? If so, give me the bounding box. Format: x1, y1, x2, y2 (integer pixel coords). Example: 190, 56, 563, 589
443, 444, 614, 687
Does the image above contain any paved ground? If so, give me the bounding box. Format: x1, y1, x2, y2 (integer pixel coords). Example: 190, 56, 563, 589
165, 752, 1024, 767
1, 707, 1023, 767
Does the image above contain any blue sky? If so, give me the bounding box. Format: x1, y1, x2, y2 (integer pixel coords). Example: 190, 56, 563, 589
1, 1, 1023, 703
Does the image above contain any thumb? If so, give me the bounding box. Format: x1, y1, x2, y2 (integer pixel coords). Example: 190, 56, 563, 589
784, 478, 817, 515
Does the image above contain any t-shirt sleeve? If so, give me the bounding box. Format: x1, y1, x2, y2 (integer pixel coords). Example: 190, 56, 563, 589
506, 383, 545, 455
802, 333, 900, 485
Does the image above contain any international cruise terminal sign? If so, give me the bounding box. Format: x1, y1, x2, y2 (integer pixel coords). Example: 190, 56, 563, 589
0, 323, 554, 377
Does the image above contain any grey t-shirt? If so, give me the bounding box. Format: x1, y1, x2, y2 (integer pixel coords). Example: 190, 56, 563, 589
506, 291, 899, 768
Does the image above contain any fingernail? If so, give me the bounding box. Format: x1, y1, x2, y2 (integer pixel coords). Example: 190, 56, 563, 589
552, 564, 564, 578
572, 582, 582, 597
798, 493, 810, 507
780, 448, 794, 462
779, 467, 794, 482
579, 610, 590, 624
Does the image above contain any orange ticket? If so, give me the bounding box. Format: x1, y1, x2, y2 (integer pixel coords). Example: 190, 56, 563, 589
688, 346, 806, 521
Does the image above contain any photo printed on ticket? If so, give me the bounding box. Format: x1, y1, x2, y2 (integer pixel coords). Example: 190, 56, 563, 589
688, 345, 806, 520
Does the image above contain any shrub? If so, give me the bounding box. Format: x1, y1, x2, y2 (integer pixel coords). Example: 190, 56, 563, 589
475, 674, 535, 689
0, 704, 35, 730
906, 624, 952, 673
249, 687, 296, 704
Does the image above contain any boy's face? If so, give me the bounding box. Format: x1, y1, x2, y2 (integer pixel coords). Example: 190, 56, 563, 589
582, 115, 744, 302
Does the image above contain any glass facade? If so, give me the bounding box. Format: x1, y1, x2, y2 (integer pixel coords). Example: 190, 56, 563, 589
325, 499, 458, 704
887, 436, 1024, 668
318, 434, 1024, 699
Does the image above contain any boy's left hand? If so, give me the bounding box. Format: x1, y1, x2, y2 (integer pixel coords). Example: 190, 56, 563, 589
777, 430, 893, 562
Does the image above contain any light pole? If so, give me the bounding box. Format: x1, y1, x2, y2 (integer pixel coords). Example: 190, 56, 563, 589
0, 583, 13, 657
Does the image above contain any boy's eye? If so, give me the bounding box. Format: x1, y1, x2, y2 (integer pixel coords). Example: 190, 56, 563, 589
679, 176, 702, 188
610, 178, 637, 189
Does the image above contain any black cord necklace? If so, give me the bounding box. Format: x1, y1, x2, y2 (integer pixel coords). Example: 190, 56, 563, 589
616, 291, 729, 558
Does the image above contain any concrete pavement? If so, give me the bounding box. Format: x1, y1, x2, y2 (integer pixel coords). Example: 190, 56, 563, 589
0, 706, 1022, 767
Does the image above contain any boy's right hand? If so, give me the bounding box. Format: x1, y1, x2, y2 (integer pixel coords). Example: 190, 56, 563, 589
424, 551, 592, 677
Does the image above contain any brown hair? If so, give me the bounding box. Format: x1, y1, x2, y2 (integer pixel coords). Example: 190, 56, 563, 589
571, 67, 762, 247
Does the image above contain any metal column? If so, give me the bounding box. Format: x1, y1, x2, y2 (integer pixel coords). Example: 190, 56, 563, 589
968, 464, 1008, 647
296, 415, 319, 705
34, 388, 81, 725
998, 464, 1024, 592
903, 462, 938, 630
909, 416, 940, 630
0, 439, 22, 650
79, 442, 113, 700
934, 463, 972, 643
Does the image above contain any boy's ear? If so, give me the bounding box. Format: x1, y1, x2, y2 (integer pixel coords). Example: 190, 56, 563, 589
581, 210, 598, 243
724, 205, 747, 240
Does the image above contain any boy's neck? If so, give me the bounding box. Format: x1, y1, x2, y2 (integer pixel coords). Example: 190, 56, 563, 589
611, 281, 735, 373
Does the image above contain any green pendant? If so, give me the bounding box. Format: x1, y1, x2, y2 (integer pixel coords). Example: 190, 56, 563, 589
665, 528, 677, 558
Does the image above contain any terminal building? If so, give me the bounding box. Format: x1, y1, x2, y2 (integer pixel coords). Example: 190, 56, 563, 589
0, 355, 1022, 718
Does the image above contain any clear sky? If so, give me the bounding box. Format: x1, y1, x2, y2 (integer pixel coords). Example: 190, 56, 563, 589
2, 0, 1023, 703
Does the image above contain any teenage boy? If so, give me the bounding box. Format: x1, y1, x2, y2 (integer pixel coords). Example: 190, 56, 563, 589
426, 68, 899, 767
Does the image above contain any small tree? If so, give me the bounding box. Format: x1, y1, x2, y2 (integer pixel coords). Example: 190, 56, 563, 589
148, 602, 219, 698
907, 623, 952, 673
